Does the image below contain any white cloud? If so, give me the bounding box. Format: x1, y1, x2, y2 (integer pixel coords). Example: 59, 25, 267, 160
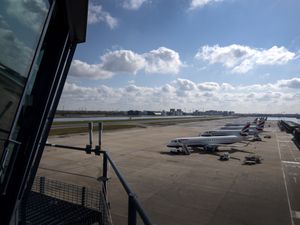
143, 47, 182, 74
161, 84, 176, 93
59, 77, 300, 113
0, 15, 33, 75
173, 78, 197, 91
128, 80, 136, 84
195, 44, 296, 73
197, 82, 220, 91
69, 47, 182, 79
172, 78, 198, 97
276, 77, 300, 89
88, 3, 118, 29
70, 60, 113, 79
122, 0, 148, 10
6, 0, 48, 31
101, 50, 145, 74
189, 0, 223, 10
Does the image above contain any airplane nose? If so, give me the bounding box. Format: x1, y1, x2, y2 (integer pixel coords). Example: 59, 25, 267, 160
167, 142, 174, 147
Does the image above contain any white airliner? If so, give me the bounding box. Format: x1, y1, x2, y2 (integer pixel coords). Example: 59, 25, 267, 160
225, 117, 267, 127
225, 118, 258, 126
167, 135, 245, 153
201, 123, 251, 137
221, 120, 265, 131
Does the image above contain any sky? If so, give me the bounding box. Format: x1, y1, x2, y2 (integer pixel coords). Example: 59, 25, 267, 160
59, 0, 300, 113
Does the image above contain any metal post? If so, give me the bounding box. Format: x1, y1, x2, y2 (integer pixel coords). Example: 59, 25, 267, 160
98, 122, 103, 150
102, 152, 108, 196
128, 194, 137, 225
81, 187, 86, 206
88, 122, 93, 148
39, 177, 45, 194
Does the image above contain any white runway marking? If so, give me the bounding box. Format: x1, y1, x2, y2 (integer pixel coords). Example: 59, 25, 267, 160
282, 161, 300, 165
276, 132, 295, 225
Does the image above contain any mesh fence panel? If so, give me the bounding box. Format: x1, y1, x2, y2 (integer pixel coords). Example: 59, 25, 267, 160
21, 176, 112, 225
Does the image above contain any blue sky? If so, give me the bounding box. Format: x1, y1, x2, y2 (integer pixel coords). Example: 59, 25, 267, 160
60, 0, 300, 113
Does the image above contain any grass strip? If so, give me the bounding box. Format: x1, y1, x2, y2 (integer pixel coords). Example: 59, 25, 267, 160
49, 116, 236, 136
49, 124, 146, 136
52, 116, 234, 126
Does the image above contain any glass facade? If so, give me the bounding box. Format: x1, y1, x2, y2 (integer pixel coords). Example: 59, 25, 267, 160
0, 0, 50, 157
0, 1, 88, 224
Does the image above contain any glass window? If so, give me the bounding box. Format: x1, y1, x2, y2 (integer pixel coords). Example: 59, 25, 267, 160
0, 0, 50, 157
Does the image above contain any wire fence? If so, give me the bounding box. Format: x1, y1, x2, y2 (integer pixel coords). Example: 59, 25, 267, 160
21, 176, 111, 225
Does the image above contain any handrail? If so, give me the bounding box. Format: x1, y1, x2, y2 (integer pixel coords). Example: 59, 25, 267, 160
101, 150, 153, 225
46, 121, 153, 225
132, 195, 153, 225
45, 142, 153, 225
103, 151, 131, 194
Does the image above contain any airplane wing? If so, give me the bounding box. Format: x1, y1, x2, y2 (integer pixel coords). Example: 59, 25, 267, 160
202, 144, 220, 151
218, 142, 250, 149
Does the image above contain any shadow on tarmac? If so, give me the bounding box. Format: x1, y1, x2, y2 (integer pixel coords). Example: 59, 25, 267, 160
160, 147, 253, 161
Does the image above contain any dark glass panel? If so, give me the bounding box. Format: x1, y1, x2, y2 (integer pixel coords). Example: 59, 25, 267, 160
0, 0, 50, 157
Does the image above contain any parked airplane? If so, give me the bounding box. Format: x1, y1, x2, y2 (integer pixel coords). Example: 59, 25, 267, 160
221, 120, 265, 131
167, 135, 246, 153
201, 123, 251, 137
225, 117, 267, 127
225, 118, 258, 126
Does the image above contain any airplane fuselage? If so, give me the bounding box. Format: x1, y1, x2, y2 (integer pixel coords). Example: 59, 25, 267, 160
220, 125, 261, 130
167, 135, 241, 149
224, 122, 255, 126
202, 129, 257, 136
202, 130, 242, 136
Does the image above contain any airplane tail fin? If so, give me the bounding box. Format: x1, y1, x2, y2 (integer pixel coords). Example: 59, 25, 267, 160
256, 120, 265, 131
240, 123, 250, 136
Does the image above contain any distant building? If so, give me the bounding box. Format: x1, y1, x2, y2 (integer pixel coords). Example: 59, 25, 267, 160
127, 110, 142, 116
169, 108, 175, 116
192, 110, 235, 116
153, 112, 162, 116
175, 109, 183, 116
143, 111, 162, 116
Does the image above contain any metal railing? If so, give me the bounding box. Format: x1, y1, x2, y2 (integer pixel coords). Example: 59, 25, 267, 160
22, 176, 110, 225
101, 150, 152, 225
46, 122, 153, 225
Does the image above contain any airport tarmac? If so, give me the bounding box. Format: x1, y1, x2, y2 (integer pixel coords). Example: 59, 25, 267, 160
38, 118, 300, 225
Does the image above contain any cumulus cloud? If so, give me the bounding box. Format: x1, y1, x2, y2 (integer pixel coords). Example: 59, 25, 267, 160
59, 77, 300, 113
195, 44, 296, 73
69, 47, 182, 79
143, 47, 182, 74
276, 77, 300, 89
197, 82, 220, 91
6, 0, 48, 31
88, 2, 118, 29
0, 15, 33, 76
189, 0, 223, 10
63, 83, 119, 100
69, 60, 113, 79
162, 84, 176, 93
101, 50, 145, 73
172, 79, 198, 97
122, 0, 148, 10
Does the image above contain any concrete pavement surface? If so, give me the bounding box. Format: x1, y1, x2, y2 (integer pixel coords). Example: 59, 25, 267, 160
37, 118, 299, 225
